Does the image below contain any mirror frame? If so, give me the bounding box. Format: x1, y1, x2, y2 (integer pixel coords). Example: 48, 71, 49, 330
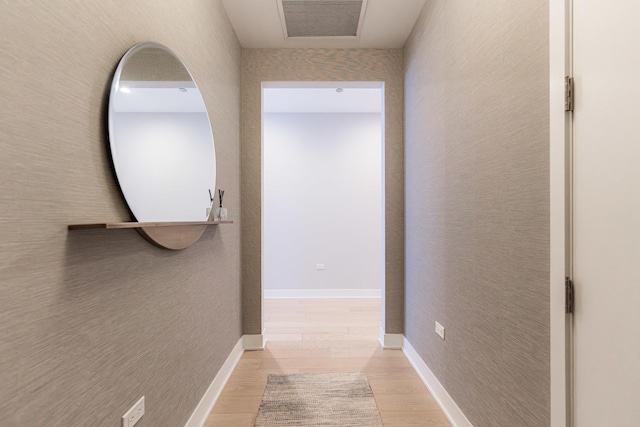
107, 41, 217, 249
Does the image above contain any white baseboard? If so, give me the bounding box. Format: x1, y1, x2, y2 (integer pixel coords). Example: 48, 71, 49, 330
184, 337, 244, 427
403, 337, 473, 427
243, 334, 266, 350
264, 289, 381, 299
378, 328, 403, 349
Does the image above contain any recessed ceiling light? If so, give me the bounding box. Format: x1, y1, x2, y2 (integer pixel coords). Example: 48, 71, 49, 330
336, 88, 344, 93
179, 88, 187, 92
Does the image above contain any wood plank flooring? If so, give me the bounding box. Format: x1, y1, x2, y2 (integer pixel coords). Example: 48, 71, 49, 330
204, 298, 450, 426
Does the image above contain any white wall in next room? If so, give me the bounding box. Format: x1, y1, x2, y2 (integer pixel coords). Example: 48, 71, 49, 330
263, 112, 383, 297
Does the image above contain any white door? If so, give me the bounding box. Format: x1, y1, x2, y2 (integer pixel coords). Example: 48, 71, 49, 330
572, 1, 640, 425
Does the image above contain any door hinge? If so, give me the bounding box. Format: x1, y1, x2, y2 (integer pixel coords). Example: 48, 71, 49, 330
565, 76, 574, 112
565, 277, 574, 314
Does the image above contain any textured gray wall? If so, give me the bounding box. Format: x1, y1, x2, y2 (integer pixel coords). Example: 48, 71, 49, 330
404, 1, 550, 426
0, 1, 241, 426
241, 49, 404, 335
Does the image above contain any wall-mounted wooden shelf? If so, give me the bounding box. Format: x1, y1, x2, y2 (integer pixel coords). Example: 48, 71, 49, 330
68, 220, 233, 250
68, 220, 233, 230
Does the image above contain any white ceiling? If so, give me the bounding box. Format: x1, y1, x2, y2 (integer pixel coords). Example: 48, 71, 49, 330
221, 0, 427, 48
263, 87, 383, 113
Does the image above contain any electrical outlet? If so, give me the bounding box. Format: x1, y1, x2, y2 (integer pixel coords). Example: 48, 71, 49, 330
316, 264, 326, 270
435, 321, 445, 340
122, 396, 145, 427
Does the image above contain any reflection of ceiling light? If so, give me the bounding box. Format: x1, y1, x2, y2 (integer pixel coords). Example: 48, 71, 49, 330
336, 88, 344, 93
179, 88, 187, 92
120, 87, 131, 94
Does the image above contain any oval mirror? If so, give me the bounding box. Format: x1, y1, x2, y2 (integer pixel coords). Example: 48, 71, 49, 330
108, 42, 216, 223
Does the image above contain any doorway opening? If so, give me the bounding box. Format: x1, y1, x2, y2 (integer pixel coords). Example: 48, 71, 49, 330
261, 81, 385, 344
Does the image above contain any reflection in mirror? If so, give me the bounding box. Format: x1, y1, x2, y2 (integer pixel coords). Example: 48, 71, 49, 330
109, 42, 216, 222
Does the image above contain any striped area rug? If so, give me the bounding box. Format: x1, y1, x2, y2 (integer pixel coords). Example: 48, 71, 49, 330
254, 372, 383, 426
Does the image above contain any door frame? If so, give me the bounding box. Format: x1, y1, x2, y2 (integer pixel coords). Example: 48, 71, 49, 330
259, 81, 390, 343
550, 0, 572, 425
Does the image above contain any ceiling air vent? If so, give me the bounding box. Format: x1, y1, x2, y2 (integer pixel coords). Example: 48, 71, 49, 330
279, 0, 367, 38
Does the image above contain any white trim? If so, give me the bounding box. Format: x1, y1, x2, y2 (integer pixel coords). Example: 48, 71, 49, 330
550, 0, 570, 426
379, 82, 387, 337
264, 289, 382, 299
243, 334, 266, 350
378, 328, 403, 349
184, 338, 244, 427
403, 337, 474, 427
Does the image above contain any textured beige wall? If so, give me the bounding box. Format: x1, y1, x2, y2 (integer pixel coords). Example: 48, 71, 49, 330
404, 1, 550, 425
241, 49, 404, 334
0, 1, 241, 426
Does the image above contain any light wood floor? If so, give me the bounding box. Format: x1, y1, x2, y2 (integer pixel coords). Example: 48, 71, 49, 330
204, 298, 450, 426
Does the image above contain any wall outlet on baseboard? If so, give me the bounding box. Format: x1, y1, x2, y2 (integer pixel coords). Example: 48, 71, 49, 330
435, 321, 445, 340
122, 396, 145, 427
316, 264, 326, 270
